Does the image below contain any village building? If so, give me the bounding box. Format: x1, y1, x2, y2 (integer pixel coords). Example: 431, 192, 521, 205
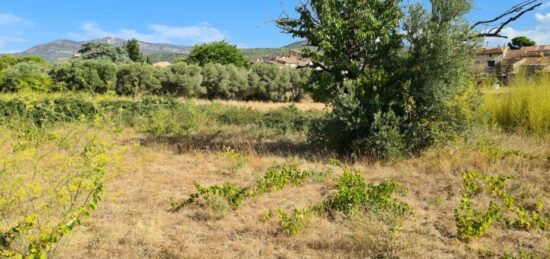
255, 49, 312, 68
152, 61, 172, 68
476, 45, 550, 81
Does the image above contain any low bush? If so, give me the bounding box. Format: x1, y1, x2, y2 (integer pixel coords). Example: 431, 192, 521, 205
116, 63, 161, 96
49, 60, 117, 93
268, 165, 411, 235
0, 127, 108, 257
0, 62, 52, 92
158, 62, 204, 97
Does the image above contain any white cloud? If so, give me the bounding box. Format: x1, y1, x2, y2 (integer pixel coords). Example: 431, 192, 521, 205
536, 12, 550, 23
0, 13, 30, 52
72, 22, 226, 44
0, 13, 31, 27
542, 2, 550, 9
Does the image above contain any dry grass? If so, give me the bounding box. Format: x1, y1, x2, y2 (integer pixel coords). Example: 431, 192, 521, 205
189, 98, 327, 112
49, 127, 550, 258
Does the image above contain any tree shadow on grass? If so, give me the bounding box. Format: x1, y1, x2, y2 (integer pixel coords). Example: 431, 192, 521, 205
137, 130, 334, 161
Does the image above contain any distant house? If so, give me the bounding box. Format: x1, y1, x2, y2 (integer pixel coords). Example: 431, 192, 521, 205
476, 45, 550, 81
475, 47, 505, 75
153, 61, 171, 68
255, 49, 311, 68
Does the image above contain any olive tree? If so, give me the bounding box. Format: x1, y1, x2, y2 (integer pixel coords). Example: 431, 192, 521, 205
159, 63, 205, 97
0, 62, 51, 92
201, 63, 249, 100
277, 0, 478, 158
116, 64, 161, 96
49, 60, 117, 93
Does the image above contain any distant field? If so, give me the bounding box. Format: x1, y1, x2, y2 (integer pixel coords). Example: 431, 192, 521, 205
190, 98, 326, 111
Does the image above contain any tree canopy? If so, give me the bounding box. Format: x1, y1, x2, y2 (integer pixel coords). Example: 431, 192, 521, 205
124, 39, 144, 63
511, 36, 536, 47
277, 0, 478, 158
187, 41, 249, 68
78, 42, 129, 63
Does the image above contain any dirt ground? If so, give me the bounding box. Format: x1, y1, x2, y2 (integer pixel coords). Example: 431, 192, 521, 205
53, 129, 550, 259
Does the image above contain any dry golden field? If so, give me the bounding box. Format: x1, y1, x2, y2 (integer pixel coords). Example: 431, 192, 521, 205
1, 97, 548, 259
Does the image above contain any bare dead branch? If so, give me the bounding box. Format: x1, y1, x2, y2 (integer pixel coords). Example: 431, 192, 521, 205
474, 0, 542, 38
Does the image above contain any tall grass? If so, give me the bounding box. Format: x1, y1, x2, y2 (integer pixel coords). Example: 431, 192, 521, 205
481, 75, 550, 135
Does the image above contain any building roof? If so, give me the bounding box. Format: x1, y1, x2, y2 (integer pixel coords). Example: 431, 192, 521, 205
478, 48, 504, 55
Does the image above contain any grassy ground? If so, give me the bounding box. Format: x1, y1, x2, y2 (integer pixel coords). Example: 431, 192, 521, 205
1, 94, 549, 258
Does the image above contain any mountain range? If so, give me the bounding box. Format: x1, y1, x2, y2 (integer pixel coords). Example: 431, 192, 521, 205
16, 37, 308, 63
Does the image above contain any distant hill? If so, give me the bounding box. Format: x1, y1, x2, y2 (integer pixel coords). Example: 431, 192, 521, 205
17, 39, 312, 63
282, 40, 308, 48
19, 37, 192, 63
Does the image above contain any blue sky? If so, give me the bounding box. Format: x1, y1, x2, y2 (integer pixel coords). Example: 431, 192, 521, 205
0, 0, 548, 53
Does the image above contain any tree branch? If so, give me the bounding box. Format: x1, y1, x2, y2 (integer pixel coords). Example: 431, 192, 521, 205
473, 0, 542, 38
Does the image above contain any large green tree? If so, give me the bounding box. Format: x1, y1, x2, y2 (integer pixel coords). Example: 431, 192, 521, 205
78, 42, 129, 63
188, 41, 249, 68
115, 64, 161, 96
124, 39, 144, 62
511, 36, 536, 47
277, 0, 478, 158
49, 60, 117, 93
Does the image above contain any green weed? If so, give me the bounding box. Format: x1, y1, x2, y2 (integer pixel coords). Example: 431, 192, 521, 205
455, 171, 550, 240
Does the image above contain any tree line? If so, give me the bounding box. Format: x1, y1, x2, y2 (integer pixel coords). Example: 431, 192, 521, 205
0, 41, 311, 102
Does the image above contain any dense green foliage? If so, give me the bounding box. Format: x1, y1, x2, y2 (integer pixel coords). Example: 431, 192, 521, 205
115, 63, 162, 96
249, 64, 310, 102
269, 165, 411, 235
0, 53, 309, 102
511, 36, 536, 47
277, 0, 478, 159
49, 60, 117, 93
78, 42, 130, 63
158, 62, 204, 97
0, 62, 51, 92
0, 96, 321, 133
188, 41, 249, 68
201, 63, 248, 100
124, 39, 144, 63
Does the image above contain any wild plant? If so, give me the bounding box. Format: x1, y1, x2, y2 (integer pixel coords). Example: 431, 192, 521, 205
271, 165, 411, 235
170, 165, 332, 212
220, 146, 248, 174
0, 126, 109, 257
455, 171, 550, 240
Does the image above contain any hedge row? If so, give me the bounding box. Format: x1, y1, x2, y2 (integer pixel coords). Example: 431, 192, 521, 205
0, 97, 321, 132
0, 57, 311, 102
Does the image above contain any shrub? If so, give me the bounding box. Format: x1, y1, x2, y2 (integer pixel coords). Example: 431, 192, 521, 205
201, 63, 249, 100
0, 55, 47, 71
248, 64, 307, 102
159, 63, 204, 97
0, 128, 108, 257
49, 60, 117, 93
0, 62, 51, 92
271, 165, 411, 235
116, 63, 161, 96
78, 41, 129, 63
